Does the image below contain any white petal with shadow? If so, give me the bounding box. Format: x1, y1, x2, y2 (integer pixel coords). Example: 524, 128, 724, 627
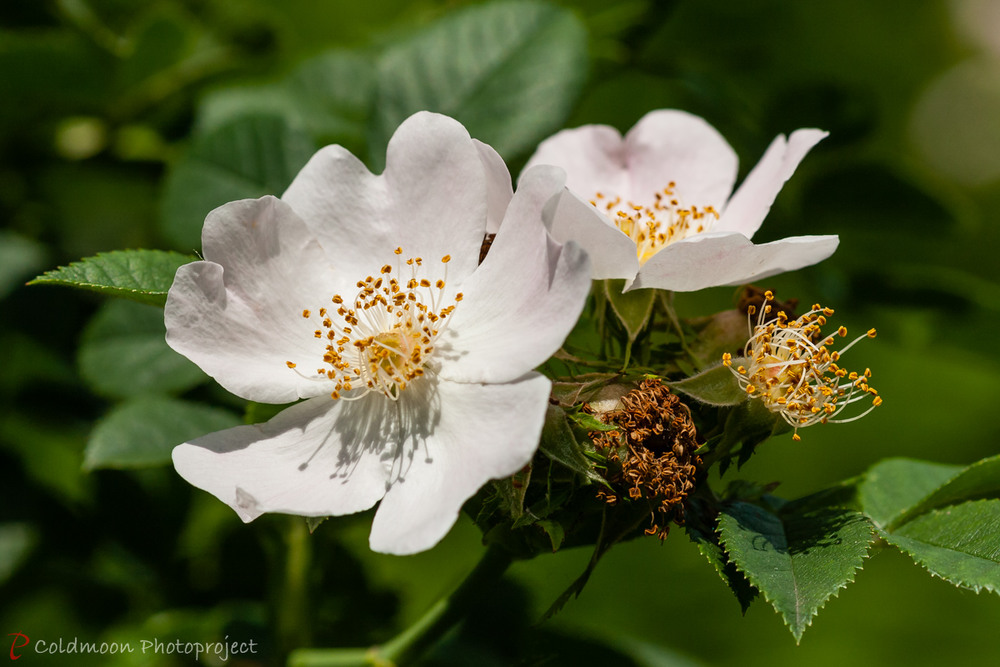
172, 395, 396, 522
369, 373, 551, 555
437, 166, 592, 384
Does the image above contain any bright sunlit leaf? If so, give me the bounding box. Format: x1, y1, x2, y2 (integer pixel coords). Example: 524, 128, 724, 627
29, 249, 194, 306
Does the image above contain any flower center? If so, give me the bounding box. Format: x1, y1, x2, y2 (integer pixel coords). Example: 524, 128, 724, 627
590, 183, 719, 264
722, 291, 881, 440
286, 249, 462, 401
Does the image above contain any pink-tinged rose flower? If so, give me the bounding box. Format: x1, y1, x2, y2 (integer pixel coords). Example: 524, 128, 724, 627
524, 109, 838, 291
166, 112, 591, 555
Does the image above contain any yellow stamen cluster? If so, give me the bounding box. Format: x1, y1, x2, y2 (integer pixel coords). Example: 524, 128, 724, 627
591, 184, 719, 264
286, 249, 462, 401
722, 291, 881, 440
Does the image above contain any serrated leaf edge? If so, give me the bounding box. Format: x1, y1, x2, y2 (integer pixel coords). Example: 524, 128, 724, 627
885, 498, 1000, 595
718, 507, 876, 642
29, 250, 195, 306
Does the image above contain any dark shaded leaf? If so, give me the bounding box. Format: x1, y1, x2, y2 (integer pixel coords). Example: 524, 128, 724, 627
85, 396, 241, 469
160, 114, 317, 249
684, 498, 758, 614
78, 300, 206, 399
369, 0, 587, 168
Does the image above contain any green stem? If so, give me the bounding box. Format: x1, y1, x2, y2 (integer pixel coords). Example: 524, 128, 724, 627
659, 290, 702, 366
279, 518, 313, 657
287, 545, 513, 667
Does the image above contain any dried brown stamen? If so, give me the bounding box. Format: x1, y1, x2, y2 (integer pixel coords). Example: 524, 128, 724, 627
479, 233, 496, 264
589, 379, 701, 540
738, 285, 798, 324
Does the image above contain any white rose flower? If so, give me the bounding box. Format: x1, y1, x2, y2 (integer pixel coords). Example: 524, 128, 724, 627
166, 112, 591, 555
524, 109, 838, 291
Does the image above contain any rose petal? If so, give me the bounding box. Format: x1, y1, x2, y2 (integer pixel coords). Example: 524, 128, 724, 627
165, 197, 336, 403
630, 233, 840, 292
282, 111, 488, 286
473, 139, 513, 235
171, 395, 392, 521
523, 124, 630, 203
545, 188, 638, 280
624, 109, 739, 210
715, 128, 828, 237
368, 373, 550, 555
438, 166, 592, 384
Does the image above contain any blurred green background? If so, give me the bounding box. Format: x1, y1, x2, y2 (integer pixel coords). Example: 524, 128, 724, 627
3, 0, 1000, 665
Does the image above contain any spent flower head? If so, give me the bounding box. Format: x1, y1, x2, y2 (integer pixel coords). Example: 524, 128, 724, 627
590, 379, 701, 539
722, 291, 881, 440
524, 109, 839, 291
165, 112, 591, 555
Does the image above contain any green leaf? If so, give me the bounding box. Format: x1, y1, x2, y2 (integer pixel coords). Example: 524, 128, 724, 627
718, 502, 874, 642
566, 410, 618, 433
888, 499, 1000, 594
160, 113, 318, 249
85, 396, 241, 469
0, 413, 92, 505
604, 279, 655, 343
893, 454, 1000, 526
0, 231, 47, 300
490, 464, 532, 523
684, 499, 758, 614
668, 363, 747, 407
306, 517, 328, 533
78, 300, 207, 399
29, 249, 194, 306
199, 50, 375, 153
540, 405, 604, 484
369, 0, 587, 169
245, 400, 294, 425
705, 397, 785, 475
858, 458, 962, 529
535, 519, 566, 552
0, 523, 38, 584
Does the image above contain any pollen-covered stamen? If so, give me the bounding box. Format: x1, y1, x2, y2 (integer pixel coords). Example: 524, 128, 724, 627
590, 184, 720, 264
723, 291, 881, 440
285, 249, 462, 401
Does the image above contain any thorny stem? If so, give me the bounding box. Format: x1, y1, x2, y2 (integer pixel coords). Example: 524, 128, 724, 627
287, 545, 513, 667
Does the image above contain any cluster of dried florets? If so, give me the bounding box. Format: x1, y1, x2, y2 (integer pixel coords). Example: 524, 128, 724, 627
590, 379, 701, 540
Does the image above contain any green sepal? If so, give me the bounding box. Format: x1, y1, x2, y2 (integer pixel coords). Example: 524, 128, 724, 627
540, 405, 605, 484
668, 362, 747, 406
604, 279, 656, 344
